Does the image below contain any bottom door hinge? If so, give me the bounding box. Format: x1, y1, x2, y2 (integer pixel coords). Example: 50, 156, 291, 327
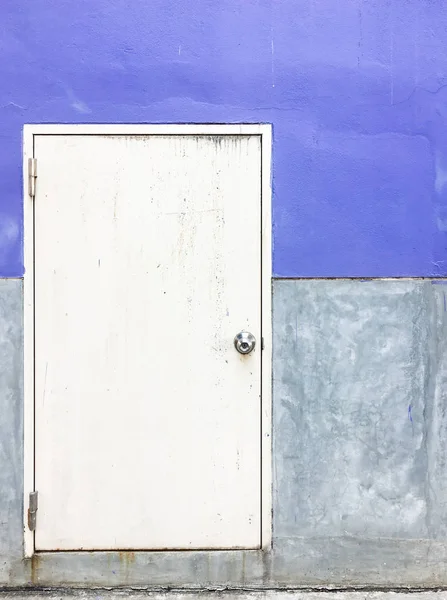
28, 491, 38, 531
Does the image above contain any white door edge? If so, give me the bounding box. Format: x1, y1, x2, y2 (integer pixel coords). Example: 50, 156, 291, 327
22, 123, 273, 557
23, 126, 35, 558
23, 123, 271, 136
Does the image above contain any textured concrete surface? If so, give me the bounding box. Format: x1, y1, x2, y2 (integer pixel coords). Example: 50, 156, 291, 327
0, 279, 24, 579
2, 593, 447, 600
3, 594, 447, 600
4, 279, 447, 586
273, 279, 447, 542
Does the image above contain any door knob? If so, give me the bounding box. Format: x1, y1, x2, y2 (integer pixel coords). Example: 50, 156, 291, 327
234, 331, 256, 355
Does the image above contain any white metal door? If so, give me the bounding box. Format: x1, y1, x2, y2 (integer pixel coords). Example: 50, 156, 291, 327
33, 133, 262, 550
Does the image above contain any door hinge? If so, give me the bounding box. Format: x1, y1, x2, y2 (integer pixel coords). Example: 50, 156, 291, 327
28, 491, 38, 531
28, 158, 37, 198
261, 337, 265, 350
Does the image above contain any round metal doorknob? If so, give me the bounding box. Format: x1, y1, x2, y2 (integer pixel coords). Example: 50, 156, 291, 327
234, 331, 256, 355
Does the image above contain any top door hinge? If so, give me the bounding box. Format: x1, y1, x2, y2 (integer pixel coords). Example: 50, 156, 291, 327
28, 158, 37, 197
28, 491, 38, 531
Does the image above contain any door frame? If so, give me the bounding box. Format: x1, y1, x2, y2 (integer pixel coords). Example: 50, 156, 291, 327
23, 123, 272, 558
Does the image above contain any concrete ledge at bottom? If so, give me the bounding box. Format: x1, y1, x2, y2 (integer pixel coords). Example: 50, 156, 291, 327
2, 593, 447, 600
19, 535, 447, 588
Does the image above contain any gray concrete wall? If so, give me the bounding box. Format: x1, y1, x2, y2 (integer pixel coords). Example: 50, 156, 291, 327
0, 279, 24, 584
3, 279, 447, 587
274, 279, 447, 539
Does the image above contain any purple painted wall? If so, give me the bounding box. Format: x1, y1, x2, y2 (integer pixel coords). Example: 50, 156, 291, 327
1, 0, 447, 277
